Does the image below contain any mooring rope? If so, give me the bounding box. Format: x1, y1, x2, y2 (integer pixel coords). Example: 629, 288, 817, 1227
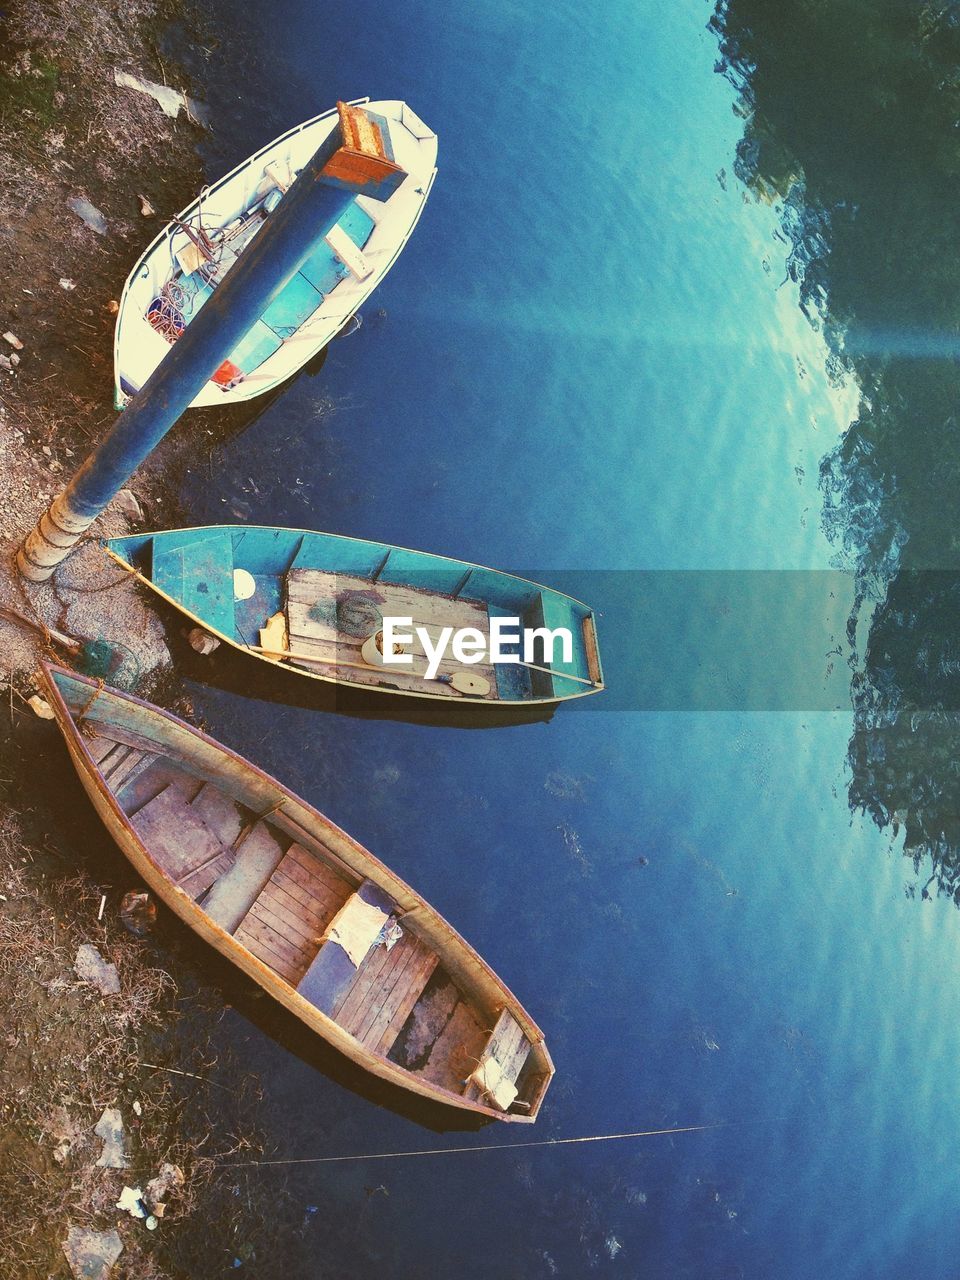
225, 1122, 725, 1168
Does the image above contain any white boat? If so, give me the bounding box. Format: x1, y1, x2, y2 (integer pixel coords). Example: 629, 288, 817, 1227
113, 98, 437, 409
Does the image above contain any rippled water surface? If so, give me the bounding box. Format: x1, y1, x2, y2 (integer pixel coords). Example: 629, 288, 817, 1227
149, 1, 960, 1275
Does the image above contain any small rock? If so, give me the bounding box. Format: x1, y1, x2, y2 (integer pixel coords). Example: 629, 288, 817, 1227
138, 193, 155, 217
114, 488, 143, 520
145, 1162, 185, 1214
42, 445, 52, 457
59, 277, 77, 291
62, 1226, 123, 1280
27, 694, 55, 719
75, 942, 121, 995
0, 354, 12, 372
94, 1106, 128, 1169
187, 627, 220, 655
3, 331, 23, 350
9, 352, 19, 366
106, 299, 119, 315
67, 196, 108, 235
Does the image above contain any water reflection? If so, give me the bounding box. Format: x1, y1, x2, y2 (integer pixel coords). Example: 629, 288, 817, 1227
712, 0, 960, 896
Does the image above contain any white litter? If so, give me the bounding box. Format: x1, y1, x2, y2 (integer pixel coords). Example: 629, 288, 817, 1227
94, 1106, 129, 1169
114, 69, 191, 121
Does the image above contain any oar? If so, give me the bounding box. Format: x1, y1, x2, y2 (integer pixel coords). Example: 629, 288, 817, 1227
0, 602, 81, 653
248, 644, 601, 688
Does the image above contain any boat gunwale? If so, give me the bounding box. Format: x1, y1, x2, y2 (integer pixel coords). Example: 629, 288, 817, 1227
104, 523, 605, 705
112, 97, 438, 407
38, 662, 552, 1121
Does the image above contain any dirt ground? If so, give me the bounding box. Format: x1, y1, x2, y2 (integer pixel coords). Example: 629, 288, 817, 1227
0, 2, 284, 1274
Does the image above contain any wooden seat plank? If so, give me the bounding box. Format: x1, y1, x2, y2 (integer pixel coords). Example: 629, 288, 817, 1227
418, 998, 489, 1094
178, 850, 234, 900
462, 1007, 531, 1104
190, 783, 247, 847
130, 783, 230, 881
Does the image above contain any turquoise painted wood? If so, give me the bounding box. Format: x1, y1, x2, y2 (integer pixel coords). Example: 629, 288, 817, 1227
105, 525, 604, 706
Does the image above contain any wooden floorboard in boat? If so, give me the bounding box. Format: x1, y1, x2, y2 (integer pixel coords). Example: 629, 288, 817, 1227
130, 783, 228, 881
233, 846, 352, 986
334, 930, 438, 1054
121, 759, 204, 818
179, 850, 234, 900
284, 569, 499, 700
190, 783, 246, 846
232, 911, 303, 984
418, 997, 490, 1095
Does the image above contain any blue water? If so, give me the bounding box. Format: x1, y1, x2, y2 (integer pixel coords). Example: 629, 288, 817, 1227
161, 1, 960, 1275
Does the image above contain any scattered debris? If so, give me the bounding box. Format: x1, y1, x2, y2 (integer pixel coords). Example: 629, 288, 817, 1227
106, 299, 120, 314
120, 890, 157, 937
59, 277, 78, 291
187, 626, 220, 655
114, 488, 143, 521
132, 1099, 143, 1116
94, 1106, 129, 1169
75, 943, 121, 995
116, 1185, 158, 1229
62, 1226, 123, 1280
3, 331, 23, 350
49, 1106, 87, 1166
67, 196, 109, 235
145, 1161, 185, 1215
138, 193, 156, 217
114, 69, 193, 121
27, 694, 55, 719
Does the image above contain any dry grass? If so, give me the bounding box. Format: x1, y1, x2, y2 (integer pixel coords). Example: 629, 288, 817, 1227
0, 6, 281, 1271
0, 805, 279, 1277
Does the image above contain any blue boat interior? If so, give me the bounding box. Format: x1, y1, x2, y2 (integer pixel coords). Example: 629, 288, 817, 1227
107, 527, 602, 701
150, 200, 376, 378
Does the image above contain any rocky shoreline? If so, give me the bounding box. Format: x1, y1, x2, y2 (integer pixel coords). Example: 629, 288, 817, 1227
0, 3, 283, 1274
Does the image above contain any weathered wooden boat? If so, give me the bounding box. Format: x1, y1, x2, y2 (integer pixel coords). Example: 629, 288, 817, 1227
114, 98, 437, 409
39, 664, 554, 1121
105, 526, 605, 707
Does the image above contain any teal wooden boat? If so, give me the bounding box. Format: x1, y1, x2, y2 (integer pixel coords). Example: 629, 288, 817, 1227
105, 526, 604, 707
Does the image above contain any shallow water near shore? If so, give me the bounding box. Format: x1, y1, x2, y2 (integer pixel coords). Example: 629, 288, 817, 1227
111, 1, 960, 1275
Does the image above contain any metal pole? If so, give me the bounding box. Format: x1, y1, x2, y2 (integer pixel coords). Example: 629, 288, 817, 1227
18, 102, 406, 582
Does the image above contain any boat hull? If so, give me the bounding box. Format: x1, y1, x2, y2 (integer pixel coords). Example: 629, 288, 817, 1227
105, 524, 605, 710
114, 99, 437, 408
39, 665, 553, 1121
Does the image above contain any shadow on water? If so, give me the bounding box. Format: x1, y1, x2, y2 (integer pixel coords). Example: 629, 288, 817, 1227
176, 639, 556, 729
711, 0, 960, 900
